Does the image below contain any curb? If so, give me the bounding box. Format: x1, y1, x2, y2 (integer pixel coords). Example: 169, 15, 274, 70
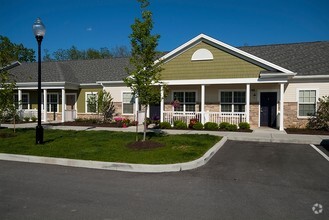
0, 137, 227, 173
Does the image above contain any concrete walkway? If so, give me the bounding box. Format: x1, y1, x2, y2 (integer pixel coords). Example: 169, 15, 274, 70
1, 123, 328, 173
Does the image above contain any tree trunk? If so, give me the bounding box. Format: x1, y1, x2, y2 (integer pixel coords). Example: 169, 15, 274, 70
143, 105, 148, 141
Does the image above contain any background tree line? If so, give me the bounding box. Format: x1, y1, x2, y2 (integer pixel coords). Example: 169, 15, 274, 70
44, 45, 131, 61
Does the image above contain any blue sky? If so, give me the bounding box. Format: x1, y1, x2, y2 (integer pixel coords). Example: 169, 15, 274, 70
1, 0, 329, 55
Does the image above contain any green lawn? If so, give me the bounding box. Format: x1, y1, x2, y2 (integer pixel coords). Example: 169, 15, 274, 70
0, 128, 221, 164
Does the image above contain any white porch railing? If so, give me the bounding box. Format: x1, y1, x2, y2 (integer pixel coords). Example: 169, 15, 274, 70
163, 111, 246, 125
65, 110, 77, 121
163, 111, 202, 125
17, 109, 43, 121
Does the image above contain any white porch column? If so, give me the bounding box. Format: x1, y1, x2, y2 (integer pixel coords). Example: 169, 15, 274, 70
62, 89, 65, 122
279, 83, 284, 131
43, 89, 47, 122
246, 84, 250, 123
160, 86, 164, 123
201, 84, 205, 124
18, 89, 22, 110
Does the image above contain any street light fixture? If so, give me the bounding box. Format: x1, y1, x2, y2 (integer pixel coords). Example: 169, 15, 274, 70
32, 17, 46, 144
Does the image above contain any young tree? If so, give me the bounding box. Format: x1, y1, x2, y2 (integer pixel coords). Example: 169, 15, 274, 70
97, 90, 115, 122
124, 0, 165, 141
307, 96, 329, 131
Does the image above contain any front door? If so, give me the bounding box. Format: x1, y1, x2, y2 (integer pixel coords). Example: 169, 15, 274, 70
260, 92, 277, 127
149, 104, 161, 120
66, 94, 76, 121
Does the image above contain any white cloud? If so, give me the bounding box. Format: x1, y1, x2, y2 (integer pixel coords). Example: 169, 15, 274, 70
86, 27, 92, 31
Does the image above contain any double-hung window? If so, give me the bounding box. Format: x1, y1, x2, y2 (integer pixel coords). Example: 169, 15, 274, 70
85, 92, 97, 113
220, 91, 246, 113
173, 91, 196, 112
298, 90, 316, 117
47, 94, 58, 112
122, 92, 134, 114
13, 93, 29, 109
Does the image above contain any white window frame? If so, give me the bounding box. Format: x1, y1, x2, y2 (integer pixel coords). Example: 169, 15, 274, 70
14, 93, 30, 109
219, 90, 246, 113
85, 92, 98, 114
297, 89, 318, 118
41, 93, 59, 113
122, 91, 135, 115
172, 90, 197, 112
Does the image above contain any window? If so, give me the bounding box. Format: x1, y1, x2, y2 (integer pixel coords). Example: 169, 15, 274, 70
220, 91, 246, 113
47, 94, 58, 112
299, 90, 316, 117
173, 91, 196, 112
85, 92, 97, 113
13, 93, 29, 109
122, 92, 134, 114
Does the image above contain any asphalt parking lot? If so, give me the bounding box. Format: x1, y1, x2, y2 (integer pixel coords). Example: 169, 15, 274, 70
0, 140, 328, 219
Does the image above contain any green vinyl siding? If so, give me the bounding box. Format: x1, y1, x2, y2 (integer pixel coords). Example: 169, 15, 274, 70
76, 88, 101, 113
161, 42, 265, 80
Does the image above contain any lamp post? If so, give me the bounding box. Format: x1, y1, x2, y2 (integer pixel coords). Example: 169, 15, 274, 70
32, 18, 46, 144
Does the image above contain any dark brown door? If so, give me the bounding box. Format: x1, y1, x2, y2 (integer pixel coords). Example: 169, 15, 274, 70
260, 92, 277, 127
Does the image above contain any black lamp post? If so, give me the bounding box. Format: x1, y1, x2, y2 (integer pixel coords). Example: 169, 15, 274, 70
32, 18, 46, 144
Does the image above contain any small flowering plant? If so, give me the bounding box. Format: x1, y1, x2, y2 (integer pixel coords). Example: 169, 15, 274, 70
114, 117, 130, 127
170, 99, 180, 108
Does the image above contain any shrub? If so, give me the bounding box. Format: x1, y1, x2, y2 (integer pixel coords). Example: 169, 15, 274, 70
219, 122, 230, 130
31, 116, 37, 122
226, 124, 238, 131
189, 118, 198, 129
75, 118, 84, 122
193, 122, 204, 130
174, 120, 185, 127
307, 96, 329, 131
174, 121, 187, 129
23, 117, 30, 122
160, 122, 172, 129
204, 122, 219, 131
238, 122, 250, 130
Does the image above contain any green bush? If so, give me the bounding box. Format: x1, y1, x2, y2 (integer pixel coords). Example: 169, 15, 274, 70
173, 120, 185, 127
219, 122, 230, 129
204, 122, 219, 131
226, 124, 238, 131
23, 117, 30, 122
238, 122, 250, 130
31, 116, 37, 122
193, 122, 204, 130
160, 122, 172, 129
174, 121, 187, 129
307, 96, 329, 131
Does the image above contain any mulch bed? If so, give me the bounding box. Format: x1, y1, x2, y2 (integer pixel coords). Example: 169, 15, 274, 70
285, 128, 329, 135
127, 140, 165, 150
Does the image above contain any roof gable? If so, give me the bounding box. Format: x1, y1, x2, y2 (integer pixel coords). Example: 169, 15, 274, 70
158, 34, 295, 81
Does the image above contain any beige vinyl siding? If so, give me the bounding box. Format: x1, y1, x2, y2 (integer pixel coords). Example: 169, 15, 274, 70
161, 42, 265, 80
284, 82, 329, 102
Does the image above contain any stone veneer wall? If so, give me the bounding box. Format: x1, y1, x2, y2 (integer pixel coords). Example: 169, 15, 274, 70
284, 102, 308, 128
249, 103, 259, 128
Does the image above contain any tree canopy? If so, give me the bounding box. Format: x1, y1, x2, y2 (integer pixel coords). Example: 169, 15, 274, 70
0, 35, 35, 65
45, 45, 130, 61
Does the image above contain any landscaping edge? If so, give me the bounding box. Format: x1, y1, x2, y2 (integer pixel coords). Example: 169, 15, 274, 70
0, 136, 227, 173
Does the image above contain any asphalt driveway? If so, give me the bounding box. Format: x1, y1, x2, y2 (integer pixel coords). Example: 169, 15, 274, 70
0, 140, 328, 219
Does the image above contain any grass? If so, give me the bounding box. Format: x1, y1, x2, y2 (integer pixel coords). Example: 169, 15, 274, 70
0, 128, 221, 164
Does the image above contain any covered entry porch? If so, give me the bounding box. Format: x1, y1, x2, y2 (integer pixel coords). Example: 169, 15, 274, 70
158, 80, 286, 131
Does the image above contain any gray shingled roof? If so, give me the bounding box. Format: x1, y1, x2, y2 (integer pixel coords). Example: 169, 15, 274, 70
9, 58, 131, 83
238, 41, 329, 76
9, 41, 329, 84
